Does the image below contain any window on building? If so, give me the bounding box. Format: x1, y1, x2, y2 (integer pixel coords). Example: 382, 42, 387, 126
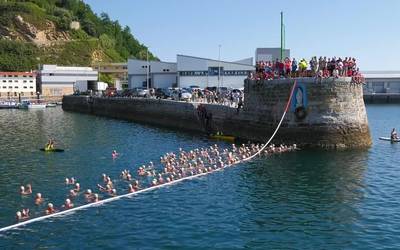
123, 66, 127, 69
14, 80, 18, 82
30, 86, 33, 89
14, 92, 17, 96
8, 80, 12, 82
8, 86, 12, 88
14, 86, 18, 89
29, 80, 33, 83
23, 86, 27, 89
23, 80, 27, 83
23, 75, 27, 77
8, 75, 12, 77
2, 80, 5, 83
2, 86, 6, 89
208, 67, 224, 76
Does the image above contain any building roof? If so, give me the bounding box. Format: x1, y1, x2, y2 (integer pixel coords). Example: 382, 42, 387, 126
128, 59, 176, 65
362, 71, 400, 79
0, 72, 36, 76
41, 64, 95, 71
177, 54, 255, 67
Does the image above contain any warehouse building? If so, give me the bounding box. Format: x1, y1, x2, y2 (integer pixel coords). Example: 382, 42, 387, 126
177, 55, 254, 89
255, 48, 290, 62
128, 59, 177, 89
37, 65, 98, 98
127, 55, 254, 89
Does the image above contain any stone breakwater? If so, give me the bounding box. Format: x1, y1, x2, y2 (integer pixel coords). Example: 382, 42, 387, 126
63, 77, 372, 149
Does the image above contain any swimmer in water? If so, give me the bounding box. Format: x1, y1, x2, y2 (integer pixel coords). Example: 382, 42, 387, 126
20, 184, 32, 195
21, 208, 30, 219
74, 183, 80, 192
35, 193, 43, 205
70, 177, 76, 185
16, 211, 22, 221
65, 178, 70, 184
63, 198, 74, 209
110, 189, 117, 196
128, 184, 135, 193
45, 203, 56, 214
69, 189, 77, 198
112, 150, 119, 158
84, 189, 93, 200
92, 193, 99, 202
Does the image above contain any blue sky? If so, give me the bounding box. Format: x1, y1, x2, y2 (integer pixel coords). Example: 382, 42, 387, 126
84, 0, 400, 70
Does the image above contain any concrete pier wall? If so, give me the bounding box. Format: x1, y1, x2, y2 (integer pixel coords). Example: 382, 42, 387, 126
63, 77, 372, 149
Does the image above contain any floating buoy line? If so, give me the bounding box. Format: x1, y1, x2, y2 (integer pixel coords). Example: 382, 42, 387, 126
0, 81, 297, 233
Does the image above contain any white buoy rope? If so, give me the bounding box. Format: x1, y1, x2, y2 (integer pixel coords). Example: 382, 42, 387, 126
0, 81, 297, 233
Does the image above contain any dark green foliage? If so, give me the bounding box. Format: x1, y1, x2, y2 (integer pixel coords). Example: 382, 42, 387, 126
0, 0, 157, 71
0, 40, 39, 71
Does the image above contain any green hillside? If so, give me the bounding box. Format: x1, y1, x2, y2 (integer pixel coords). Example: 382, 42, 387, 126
0, 0, 157, 71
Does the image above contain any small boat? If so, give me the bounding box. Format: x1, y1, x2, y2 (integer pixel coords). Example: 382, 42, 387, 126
46, 103, 57, 108
56, 102, 62, 105
0, 101, 18, 109
209, 134, 235, 142
18, 100, 47, 109
379, 137, 400, 142
39, 148, 65, 152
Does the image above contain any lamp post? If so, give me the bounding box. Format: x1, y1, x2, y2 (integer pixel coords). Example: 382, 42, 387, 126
218, 44, 221, 90
146, 47, 149, 90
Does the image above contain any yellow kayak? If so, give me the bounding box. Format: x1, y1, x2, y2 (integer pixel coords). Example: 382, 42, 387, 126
209, 134, 235, 142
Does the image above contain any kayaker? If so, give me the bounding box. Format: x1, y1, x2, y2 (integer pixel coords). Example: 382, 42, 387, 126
391, 128, 398, 140
45, 139, 55, 151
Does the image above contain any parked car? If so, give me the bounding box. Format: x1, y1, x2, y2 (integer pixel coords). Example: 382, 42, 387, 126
155, 88, 172, 99
133, 87, 149, 97
180, 89, 192, 101
171, 88, 192, 101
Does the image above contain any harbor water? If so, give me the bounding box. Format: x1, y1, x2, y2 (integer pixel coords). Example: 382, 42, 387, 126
0, 105, 399, 249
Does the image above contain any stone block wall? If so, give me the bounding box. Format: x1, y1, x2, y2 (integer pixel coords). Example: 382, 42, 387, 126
63, 77, 372, 149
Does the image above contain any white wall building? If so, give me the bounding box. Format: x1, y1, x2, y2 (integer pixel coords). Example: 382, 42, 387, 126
255, 48, 290, 62
177, 55, 254, 89
362, 71, 400, 94
128, 55, 254, 90
128, 59, 177, 89
38, 64, 98, 97
0, 72, 36, 98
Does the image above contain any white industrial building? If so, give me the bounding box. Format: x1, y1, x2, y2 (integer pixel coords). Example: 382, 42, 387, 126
0, 72, 36, 98
128, 59, 177, 89
177, 55, 254, 89
127, 55, 254, 89
362, 71, 400, 94
37, 65, 98, 97
255, 48, 290, 62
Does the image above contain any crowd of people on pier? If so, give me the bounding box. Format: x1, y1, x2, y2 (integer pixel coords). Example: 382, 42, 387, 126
15, 143, 298, 222
251, 57, 364, 83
